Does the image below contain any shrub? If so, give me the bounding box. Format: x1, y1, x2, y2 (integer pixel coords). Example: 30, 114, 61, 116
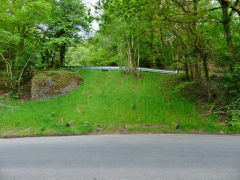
221, 65, 240, 131
222, 64, 240, 101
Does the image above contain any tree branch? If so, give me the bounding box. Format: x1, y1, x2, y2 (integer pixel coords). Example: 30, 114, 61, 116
224, 0, 240, 15
17, 57, 31, 87
209, 7, 222, 11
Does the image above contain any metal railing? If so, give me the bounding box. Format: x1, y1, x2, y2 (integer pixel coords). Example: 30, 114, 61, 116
65, 66, 178, 74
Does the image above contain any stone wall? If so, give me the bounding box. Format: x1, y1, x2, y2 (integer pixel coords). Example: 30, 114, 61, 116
32, 71, 82, 100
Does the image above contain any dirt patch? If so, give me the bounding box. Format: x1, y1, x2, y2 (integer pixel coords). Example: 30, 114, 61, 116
0, 74, 9, 99
18, 81, 32, 100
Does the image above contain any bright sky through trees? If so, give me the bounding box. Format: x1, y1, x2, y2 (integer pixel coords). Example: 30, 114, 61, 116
83, 0, 99, 31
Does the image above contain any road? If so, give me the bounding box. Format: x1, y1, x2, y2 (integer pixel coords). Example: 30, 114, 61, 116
0, 134, 239, 180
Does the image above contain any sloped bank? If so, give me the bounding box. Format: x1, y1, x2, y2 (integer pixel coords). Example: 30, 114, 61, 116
0, 70, 232, 137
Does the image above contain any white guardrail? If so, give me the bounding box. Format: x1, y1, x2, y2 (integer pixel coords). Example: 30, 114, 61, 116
65, 66, 178, 74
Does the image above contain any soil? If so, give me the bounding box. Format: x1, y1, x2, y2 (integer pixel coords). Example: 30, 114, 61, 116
0, 80, 32, 101
0, 76, 9, 99
18, 81, 32, 101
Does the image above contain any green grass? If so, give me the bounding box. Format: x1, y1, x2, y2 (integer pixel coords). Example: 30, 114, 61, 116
0, 69, 229, 137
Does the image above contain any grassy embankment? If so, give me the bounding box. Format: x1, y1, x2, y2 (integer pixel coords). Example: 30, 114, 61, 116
0, 69, 229, 137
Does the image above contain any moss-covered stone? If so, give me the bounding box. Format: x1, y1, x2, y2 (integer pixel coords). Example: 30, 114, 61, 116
32, 71, 82, 100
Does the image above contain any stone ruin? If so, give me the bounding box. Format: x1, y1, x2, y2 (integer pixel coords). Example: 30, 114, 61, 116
31, 71, 82, 100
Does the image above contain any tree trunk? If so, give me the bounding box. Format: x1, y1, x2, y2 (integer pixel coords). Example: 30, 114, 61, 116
221, 4, 234, 70
202, 52, 211, 101
184, 63, 190, 80
194, 59, 200, 80
16, 26, 28, 59
59, 43, 67, 68
189, 62, 194, 79
202, 53, 209, 83
137, 40, 140, 68
8, 27, 15, 60
126, 38, 139, 77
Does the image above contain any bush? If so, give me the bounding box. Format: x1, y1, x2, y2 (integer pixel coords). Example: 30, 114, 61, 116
222, 64, 240, 101
221, 65, 240, 131
227, 99, 240, 132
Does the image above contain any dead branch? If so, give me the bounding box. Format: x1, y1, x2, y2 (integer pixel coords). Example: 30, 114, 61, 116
208, 98, 240, 115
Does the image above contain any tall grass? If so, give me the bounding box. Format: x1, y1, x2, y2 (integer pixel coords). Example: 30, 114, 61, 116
0, 69, 228, 137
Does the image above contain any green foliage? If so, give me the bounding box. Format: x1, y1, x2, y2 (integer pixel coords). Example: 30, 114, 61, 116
66, 36, 120, 66
222, 64, 240, 101
40, 0, 90, 68
0, 0, 52, 91
220, 64, 240, 132
229, 107, 240, 133
0, 0, 90, 92
225, 93, 240, 132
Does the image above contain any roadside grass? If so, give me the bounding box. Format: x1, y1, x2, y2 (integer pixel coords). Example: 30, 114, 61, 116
0, 69, 229, 137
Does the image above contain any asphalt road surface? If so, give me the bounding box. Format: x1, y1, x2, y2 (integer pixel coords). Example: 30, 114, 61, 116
0, 134, 240, 180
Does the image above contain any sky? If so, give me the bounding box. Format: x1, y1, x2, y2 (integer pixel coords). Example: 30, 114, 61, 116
82, 0, 100, 31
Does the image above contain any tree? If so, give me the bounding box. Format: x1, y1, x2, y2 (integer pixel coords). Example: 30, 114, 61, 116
0, 0, 51, 89
41, 0, 90, 68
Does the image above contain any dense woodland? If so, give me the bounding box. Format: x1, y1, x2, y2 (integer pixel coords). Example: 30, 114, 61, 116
0, 0, 239, 123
